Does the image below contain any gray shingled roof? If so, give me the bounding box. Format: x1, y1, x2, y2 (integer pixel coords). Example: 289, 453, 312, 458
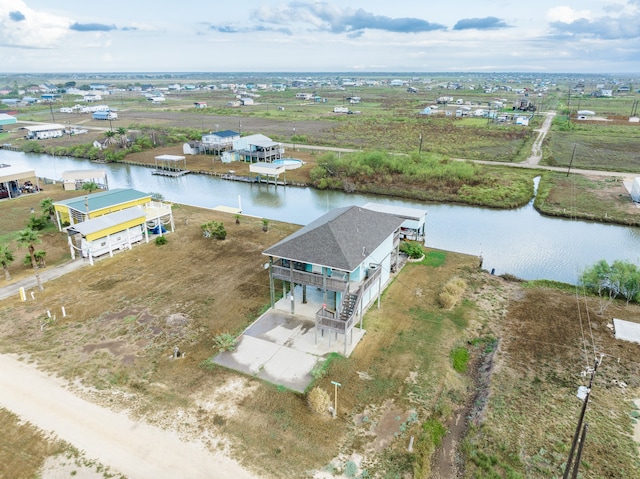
263, 206, 404, 272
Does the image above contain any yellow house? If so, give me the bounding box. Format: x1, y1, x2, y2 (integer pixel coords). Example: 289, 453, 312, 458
66, 207, 149, 265
53, 188, 152, 230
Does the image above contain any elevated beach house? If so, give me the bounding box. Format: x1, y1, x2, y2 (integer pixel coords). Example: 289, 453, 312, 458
262, 206, 405, 353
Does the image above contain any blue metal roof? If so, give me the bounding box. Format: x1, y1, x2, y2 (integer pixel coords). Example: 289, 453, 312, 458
212, 130, 239, 138
54, 188, 150, 213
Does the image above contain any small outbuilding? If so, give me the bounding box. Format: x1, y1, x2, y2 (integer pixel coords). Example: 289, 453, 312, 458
249, 162, 287, 185
62, 169, 108, 191
0, 165, 39, 199
153, 154, 189, 176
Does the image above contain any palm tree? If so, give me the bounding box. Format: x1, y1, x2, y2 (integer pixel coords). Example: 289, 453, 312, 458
82, 181, 99, 193
17, 228, 43, 291
0, 244, 14, 281
116, 126, 128, 148
40, 197, 55, 222
104, 130, 118, 147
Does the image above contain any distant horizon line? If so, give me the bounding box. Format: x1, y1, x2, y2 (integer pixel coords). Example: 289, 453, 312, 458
2, 71, 640, 77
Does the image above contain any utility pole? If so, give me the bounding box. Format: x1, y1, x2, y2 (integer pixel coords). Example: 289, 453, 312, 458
562, 356, 602, 479
418, 134, 423, 155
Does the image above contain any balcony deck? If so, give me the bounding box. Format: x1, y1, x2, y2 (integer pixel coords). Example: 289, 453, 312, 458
271, 264, 348, 292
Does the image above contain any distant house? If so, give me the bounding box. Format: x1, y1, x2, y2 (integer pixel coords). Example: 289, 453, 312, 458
194, 101, 207, 109
262, 205, 406, 354
222, 134, 283, 163
390, 79, 405, 87
201, 130, 240, 154
0, 113, 17, 131
22, 123, 65, 140
41, 83, 59, 93
240, 97, 254, 106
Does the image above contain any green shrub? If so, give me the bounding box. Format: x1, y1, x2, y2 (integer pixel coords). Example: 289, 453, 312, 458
400, 241, 424, 259
155, 236, 167, 246
201, 221, 227, 240
212, 332, 237, 352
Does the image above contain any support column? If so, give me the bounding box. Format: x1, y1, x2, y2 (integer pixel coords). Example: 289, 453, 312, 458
269, 257, 275, 309
289, 261, 295, 314
322, 270, 328, 306
67, 236, 75, 260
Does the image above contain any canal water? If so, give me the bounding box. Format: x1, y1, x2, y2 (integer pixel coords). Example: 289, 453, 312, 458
3, 150, 640, 285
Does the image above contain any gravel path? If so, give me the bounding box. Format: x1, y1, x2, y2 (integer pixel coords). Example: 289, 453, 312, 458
0, 354, 260, 479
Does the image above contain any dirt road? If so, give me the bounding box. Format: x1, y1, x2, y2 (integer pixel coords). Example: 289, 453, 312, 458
0, 354, 260, 479
526, 111, 555, 165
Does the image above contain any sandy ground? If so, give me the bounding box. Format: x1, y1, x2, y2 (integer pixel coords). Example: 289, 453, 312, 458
0, 354, 260, 479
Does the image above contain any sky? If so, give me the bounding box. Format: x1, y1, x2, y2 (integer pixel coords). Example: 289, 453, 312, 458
1, 0, 639, 74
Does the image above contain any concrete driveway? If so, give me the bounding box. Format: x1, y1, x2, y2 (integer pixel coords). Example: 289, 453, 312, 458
214, 287, 365, 393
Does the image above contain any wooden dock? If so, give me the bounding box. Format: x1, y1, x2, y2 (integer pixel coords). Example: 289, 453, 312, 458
151, 169, 191, 177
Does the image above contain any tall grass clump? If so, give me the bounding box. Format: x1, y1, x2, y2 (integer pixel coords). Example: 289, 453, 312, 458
438, 277, 467, 309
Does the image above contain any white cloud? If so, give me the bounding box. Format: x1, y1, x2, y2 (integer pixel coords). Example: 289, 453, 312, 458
547, 6, 592, 23
0, 0, 71, 48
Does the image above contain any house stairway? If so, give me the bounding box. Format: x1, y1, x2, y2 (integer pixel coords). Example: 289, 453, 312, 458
338, 292, 359, 322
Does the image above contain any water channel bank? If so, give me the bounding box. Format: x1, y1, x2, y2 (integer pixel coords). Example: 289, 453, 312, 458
3, 149, 640, 285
